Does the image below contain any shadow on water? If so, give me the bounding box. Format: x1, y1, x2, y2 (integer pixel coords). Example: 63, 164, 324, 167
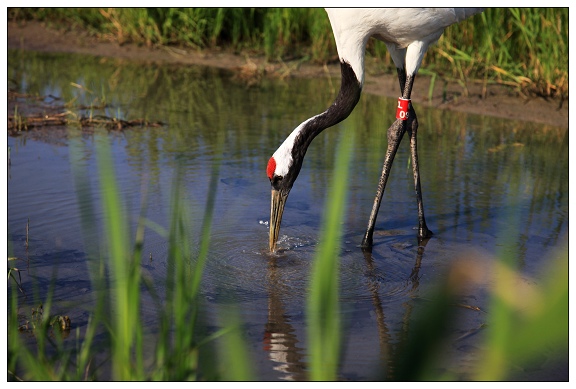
7, 49, 568, 380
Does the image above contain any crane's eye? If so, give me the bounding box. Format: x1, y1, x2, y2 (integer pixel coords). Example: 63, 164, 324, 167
271, 175, 283, 189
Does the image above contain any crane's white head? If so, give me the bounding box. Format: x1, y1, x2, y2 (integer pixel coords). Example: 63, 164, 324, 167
267, 121, 312, 252
268, 126, 300, 179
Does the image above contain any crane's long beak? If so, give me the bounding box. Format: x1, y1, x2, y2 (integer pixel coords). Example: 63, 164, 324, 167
270, 189, 288, 252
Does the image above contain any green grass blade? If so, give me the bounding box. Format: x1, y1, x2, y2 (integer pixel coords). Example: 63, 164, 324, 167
306, 132, 354, 381
95, 134, 139, 380
216, 308, 255, 381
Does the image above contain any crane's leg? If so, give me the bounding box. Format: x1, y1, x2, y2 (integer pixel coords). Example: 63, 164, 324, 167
406, 99, 433, 242
361, 69, 432, 249
398, 70, 433, 241
361, 68, 409, 249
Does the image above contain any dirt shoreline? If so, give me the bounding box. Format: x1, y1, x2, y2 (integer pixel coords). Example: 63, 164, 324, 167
8, 20, 568, 129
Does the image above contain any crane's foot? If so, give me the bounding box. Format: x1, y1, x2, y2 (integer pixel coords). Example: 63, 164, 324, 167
417, 226, 433, 245
360, 233, 373, 252
362, 227, 433, 251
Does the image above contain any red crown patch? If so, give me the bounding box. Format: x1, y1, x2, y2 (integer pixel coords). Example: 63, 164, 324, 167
267, 157, 276, 180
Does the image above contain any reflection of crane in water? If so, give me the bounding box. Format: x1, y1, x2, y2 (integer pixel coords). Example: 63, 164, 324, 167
263, 258, 307, 381
267, 8, 484, 252
362, 243, 425, 379
263, 242, 428, 380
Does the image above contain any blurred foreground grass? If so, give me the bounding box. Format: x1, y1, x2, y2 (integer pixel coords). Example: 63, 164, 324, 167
7, 130, 567, 380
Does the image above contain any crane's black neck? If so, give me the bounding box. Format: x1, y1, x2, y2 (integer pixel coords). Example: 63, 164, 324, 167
291, 60, 362, 162
275, 60, 361, 194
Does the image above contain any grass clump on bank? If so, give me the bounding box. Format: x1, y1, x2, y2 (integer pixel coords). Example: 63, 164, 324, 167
9, 8, 568, 98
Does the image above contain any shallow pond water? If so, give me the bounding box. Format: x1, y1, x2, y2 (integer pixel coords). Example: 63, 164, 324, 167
7, 50, 568, 380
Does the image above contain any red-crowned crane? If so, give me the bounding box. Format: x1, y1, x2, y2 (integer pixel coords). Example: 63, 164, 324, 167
267, 8, 484, 252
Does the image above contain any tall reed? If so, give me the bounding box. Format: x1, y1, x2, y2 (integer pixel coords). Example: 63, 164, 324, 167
306, 132, 354, 380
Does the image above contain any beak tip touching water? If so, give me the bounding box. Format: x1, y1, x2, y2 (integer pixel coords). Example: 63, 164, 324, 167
269, 237, 277, 253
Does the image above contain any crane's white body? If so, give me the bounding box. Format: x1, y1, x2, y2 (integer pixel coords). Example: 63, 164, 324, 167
271, 8, 482, 179
325, 8, 483, 86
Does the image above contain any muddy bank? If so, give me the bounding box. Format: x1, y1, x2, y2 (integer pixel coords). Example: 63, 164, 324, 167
8, 20, 568, 129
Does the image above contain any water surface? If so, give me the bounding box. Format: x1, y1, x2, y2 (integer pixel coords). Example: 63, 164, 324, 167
7, 50, 568, 380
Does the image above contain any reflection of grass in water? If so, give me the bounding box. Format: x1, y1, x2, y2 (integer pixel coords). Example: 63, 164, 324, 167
7, 131, 567, 380
8, 50, 568, 214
